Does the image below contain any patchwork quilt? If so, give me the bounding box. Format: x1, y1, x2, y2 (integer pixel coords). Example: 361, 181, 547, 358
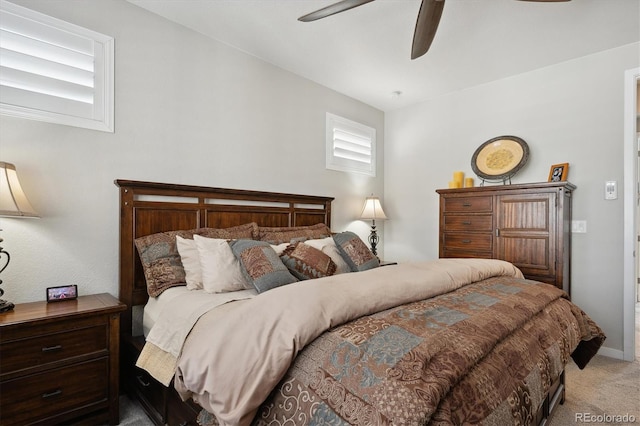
252, 277, 603, 425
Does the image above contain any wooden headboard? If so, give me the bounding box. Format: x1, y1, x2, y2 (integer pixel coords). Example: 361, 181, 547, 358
115, 179, 334, 337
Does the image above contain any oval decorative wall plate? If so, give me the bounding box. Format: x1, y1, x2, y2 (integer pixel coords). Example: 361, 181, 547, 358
471, 136, 529, 184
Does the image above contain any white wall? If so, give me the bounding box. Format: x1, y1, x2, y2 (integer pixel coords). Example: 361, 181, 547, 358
384, 42, 640, 355
0, 0, 384, 304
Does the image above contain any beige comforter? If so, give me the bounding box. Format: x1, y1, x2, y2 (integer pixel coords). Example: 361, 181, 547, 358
171, 258, 523, 426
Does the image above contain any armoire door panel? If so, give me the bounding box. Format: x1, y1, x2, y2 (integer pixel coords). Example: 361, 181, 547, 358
496, 193, 556, 279
497, 194, 553, 231
497, 236, 554, 275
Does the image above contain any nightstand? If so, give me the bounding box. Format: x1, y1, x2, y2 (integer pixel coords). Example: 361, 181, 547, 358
0, 293, 126, 426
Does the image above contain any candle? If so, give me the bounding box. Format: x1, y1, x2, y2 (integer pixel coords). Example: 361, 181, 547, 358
453, 171, 464, 185
465, 177, 474, 188
449, 180, 462, 188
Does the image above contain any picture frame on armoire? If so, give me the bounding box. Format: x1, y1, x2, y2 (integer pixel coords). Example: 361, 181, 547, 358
548, 163, 569, 182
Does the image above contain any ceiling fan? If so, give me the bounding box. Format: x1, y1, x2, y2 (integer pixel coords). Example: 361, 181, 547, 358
298, 0, 571, 60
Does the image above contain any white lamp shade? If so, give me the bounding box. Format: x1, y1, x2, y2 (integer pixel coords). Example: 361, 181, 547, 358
360, 196, 387, 221
0, 162, 39, 217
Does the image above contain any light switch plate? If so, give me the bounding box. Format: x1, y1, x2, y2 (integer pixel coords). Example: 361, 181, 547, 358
605, 181, 617, 200
572, 220, 587, 233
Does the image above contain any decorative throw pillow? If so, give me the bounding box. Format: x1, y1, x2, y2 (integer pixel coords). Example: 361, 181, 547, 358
200, 222, 258, 241
134, 223, 258, 297
333, 231, 380, 272
280, 242, 337, 280
135, 229, 200, 297
176, 236, 203, 290
257, 223, 331, 245
230, 239, 298, 293
302, 237, 351, 274
193, 235, 251, 293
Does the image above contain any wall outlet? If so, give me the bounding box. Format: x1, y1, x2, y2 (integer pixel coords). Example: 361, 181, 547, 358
572, 220, 587, 233
605, 181, 617, 200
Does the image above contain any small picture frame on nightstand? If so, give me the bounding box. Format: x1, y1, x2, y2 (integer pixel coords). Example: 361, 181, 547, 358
46, 285, 78, 302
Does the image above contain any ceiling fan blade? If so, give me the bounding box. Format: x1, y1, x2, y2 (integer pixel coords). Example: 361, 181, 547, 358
298, 0, 375, 22
411, 0, 445, 60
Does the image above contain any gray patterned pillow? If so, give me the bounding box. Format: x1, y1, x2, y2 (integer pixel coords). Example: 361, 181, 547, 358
230, 239, 298, 293
333, 231, 380, 272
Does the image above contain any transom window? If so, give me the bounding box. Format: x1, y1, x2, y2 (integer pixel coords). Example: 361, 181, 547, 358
0, 0, 114, 132
326, 112, 376, 176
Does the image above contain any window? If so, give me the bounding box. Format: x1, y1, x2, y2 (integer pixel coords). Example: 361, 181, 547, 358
0, 0, 114, 132
326, 113, 376, 176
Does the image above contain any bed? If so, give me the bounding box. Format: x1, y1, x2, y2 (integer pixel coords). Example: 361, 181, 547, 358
116, 179, 605, 426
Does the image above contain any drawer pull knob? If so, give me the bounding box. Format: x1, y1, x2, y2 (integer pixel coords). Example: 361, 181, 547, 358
136, 375, 151, 387
42, 389, 62, 399
462, 221, 471, 225
462, 203, 472, 207
42, 345, 63, 352
462, 239, 471, 244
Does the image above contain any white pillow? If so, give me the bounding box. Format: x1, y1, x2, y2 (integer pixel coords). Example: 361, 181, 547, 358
270, 242, 290, 255
193, 235, 251, 293
303, 237, 351, 274
176, 236, 203, 290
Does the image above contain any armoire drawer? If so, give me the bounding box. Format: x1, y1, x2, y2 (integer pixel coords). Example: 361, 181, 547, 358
442, 233, 493, 252
443, 215, 493, 232
442, 249, 493, 259
443, 196, 493, 213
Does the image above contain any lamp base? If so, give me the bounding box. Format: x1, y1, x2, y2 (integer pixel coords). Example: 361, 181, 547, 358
0, 299, 15, 313
368, 225, 379, 257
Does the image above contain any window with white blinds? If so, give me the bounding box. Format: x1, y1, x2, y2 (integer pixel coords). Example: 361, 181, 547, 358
0, 0, 114, 132
326, 112, 376, 176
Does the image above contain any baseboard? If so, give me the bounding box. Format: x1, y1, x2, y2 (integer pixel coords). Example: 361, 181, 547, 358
597, 346, 624, 360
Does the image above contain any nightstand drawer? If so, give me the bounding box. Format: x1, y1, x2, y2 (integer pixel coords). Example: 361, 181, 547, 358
443, 215, 493, 232
0, 357, 108, 426
0, 324, 107, 376
443, 196, 493, 213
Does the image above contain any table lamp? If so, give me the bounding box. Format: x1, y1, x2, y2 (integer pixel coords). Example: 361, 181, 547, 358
359, 195, 387, 257
0, 162, 40, 312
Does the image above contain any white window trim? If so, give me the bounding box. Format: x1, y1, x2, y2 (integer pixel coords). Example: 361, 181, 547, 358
326, 112, 376, 177
0, 0, 114, 132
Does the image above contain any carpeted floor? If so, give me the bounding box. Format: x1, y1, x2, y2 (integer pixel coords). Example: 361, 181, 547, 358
548, 355, 640, 425
117, 395, 153, 426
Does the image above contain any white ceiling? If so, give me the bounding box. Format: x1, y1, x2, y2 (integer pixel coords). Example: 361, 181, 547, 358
128, 0, 640, 112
